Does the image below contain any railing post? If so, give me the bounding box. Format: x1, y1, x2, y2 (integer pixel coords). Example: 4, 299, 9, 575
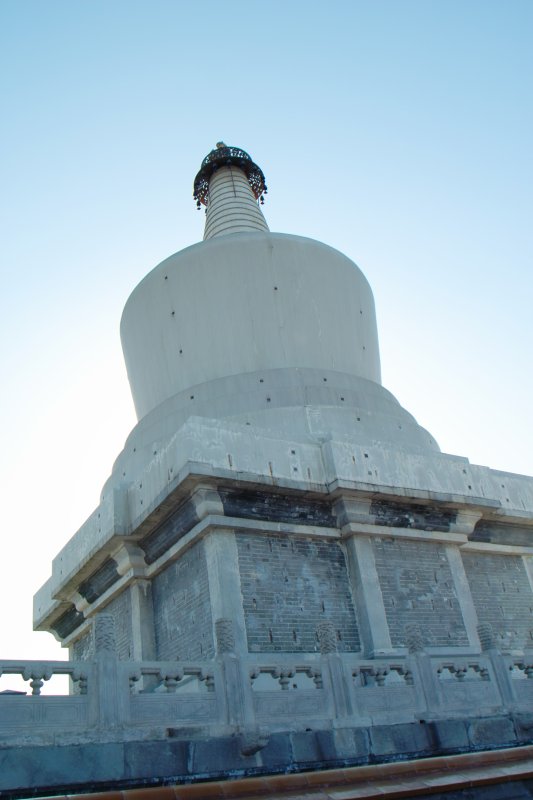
477, 622, 515, 710
405, 624, 439, 716
316, 621, 354, 719
215, 618, 255, 729
90, 614, 124, 731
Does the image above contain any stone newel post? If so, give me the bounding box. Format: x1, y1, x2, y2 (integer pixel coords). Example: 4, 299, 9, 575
477, 622, 515, 709
215, 618, 255, 729
405, 624, 439, 715
91, 614, 123, 730
316, 621, 354, 719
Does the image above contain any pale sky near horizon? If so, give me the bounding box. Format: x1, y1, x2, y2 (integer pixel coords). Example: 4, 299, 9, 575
0, 0, 532, 670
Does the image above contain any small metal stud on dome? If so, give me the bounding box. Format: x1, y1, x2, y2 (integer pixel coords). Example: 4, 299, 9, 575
193, 143, 267, 209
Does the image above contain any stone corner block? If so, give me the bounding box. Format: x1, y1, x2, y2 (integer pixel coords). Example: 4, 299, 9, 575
123, 739, 189, 780
369, 722, 431, 757
512, 713, 533, 743
258, 732, 292, 767
467, 716, 516, 747
425, 719, 470, 750
190, 737, 246, 775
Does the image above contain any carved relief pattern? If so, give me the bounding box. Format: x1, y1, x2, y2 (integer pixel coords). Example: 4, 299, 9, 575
93, 615, 117, 654
316, 621, 337, 654
215, 618, 235, 654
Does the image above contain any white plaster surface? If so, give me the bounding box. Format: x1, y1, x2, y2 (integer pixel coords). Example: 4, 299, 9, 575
203, 166, 269, 240
120, 233, 381, 420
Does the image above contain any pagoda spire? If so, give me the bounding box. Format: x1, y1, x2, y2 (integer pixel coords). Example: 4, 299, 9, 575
193, 143, 269, 240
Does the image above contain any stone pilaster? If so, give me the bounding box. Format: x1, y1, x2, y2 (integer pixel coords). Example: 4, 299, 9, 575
344, 535, 392, 656
129, 580, 156, 661
334, 496, 391, 656
446, 545, 481, 650
204, 528, 248, 655
114, 543, 155, 660
90, 614, 121, 730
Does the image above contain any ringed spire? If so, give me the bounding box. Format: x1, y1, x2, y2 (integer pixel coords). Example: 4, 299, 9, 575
193, 143, 269, 240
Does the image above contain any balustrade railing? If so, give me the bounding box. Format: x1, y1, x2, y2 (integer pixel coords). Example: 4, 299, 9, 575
352, 662, 414, 687
436, 661, 490, 682
249, 663, 323, 690
128, 662, 215, 693
2, 626, 533, 745
0, 660, 89, 695
508, 658, 533, 679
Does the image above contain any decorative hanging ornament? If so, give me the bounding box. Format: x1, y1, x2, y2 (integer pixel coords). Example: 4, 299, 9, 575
193, 145, 267, 208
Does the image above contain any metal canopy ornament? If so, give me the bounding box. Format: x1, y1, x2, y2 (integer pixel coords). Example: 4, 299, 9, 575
193, 142, 268, 209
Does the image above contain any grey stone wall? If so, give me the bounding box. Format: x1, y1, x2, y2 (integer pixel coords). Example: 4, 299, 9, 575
152, 540, 214, 660
236, 533, 359, 653
372, 538, 468, 647
462, 552, 533, 650
71, 629, 93, 661
103, 589, 133, 660
71, 593, 133, 662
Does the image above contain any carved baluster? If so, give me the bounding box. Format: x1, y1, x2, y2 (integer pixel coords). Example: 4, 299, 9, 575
306, 667, 323, 689
161, 668, 184, 692
352, 666, 362, 687
275, 667, 294, 690
22, 667, 31, 692
29, 676, 44, 695
200, 669, 215, 692
362, 667, 375, 686
375, 667, 389, 687
165, 674, 178, 692
129, 670, 141, 694
71, 668, 88, 694
23, 666, 51, 696
249, 666, 260, 687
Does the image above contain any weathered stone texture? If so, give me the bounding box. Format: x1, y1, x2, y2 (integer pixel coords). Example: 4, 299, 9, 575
51, 604, 84, 640
220, 489, 335, 527
139, 500, 199, 565
78, 558, 120, 604
152, 541, 214, 660
370, 500, 455, 532
72, 629, 93, 661
102, 590, 132, 659
462, 552, 533, 650
372, 538, 468, 647
236, 533, 359, 652
471, 521, 533, 547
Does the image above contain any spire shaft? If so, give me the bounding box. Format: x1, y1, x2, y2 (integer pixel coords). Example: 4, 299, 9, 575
203, 166, 269, 240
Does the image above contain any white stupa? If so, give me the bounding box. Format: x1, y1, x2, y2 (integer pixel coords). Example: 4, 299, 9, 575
27, 147, 533, 795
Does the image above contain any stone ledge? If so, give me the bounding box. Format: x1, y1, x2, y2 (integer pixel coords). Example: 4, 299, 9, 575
3, 717, 533, 798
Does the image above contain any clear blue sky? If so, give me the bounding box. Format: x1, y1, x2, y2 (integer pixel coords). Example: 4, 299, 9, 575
1, 0, 532, 663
